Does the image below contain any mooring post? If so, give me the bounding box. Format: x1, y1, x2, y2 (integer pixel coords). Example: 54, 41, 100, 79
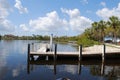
102, 44, 106, 61
54, 44, 57, 61
78, 61, 81, 75
28, 44, 30, 61
79, 45, 82, 61
50, 34, 53, 51
54, 60, 56, 75
101, 61, 105, 75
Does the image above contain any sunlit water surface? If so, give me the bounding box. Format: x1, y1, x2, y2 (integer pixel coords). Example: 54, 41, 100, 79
0, 40, 120, 80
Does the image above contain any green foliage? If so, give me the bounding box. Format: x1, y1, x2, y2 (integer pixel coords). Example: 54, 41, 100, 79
84, 16, 120, 44
77, 34, 99, 47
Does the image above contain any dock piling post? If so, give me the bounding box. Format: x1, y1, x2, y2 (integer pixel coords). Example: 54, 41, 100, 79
28, 44, 30, 61
101, 61, 105, 75
32, 43, 34, 51
54, 44, 57, 61
78, 61, 81, 75
50, 34, 53, 51
79, 45, 82, 61
102, 44, 106, 61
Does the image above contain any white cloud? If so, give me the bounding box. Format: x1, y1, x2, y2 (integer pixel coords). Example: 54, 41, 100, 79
0, 0, 15, 32
61, 8, 92, 32
100, 2, 106, 7
0, 0, 9, 18
96, 3, 120, 20
29, 11, 68, 32
14, 0, 28, 14
19, 24, 29, 31
69, 16, 92, 32
20, 9, 92, 35
0, 19, 14, 31
61, 8, 80, 18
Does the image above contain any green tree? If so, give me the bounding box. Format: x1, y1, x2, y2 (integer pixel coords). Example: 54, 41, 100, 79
107, 16, 120, 43
91, 22, 100, 41
98, 20, 107, 43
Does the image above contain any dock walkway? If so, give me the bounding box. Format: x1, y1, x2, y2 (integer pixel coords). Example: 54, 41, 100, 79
28, 43, 120, 61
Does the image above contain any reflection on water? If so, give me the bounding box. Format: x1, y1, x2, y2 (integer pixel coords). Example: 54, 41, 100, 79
27, 59, 120, 80
0, 40, 120, 80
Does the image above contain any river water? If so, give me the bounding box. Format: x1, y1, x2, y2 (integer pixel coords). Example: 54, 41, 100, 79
0, 40, 120, 80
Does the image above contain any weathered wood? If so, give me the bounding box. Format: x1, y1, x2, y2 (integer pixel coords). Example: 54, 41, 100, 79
54, 60, 56, 75
29, 44, 120, 61
50, 34, 53, 51
28, 44, 30, 61
32, 43, 34, 51
54, 44, 57, 61
79, 45, 82, 61
102, 44, 106, 61
101, 61, 105, 75
78, 61, 81, 75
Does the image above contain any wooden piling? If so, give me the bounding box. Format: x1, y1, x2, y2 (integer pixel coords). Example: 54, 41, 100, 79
28, 44, 30, 61
54, 60, 56, 75
101, 61, 105, 75
102, 44, 106, 61
50, 34, 53, 51
54, 44, 57, 61
78, 61, 81, 75
79, 45, 82, 61
32, 43, 34, 51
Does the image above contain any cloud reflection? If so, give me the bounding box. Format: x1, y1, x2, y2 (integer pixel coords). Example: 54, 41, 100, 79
59, 65, 78, 74
46, 65, 78, 75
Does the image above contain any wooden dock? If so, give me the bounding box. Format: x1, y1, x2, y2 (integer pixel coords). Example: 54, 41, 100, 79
28, 43, 120, 62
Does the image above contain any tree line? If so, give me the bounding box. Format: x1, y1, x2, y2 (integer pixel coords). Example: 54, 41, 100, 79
84, 16, 120, 43
0, 16, 120, 46
0, 34, 50, 40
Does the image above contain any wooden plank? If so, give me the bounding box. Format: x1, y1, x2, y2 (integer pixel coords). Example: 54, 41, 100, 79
30, 51, 120, 56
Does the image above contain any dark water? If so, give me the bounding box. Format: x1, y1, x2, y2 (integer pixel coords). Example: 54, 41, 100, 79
0, 40, 120, 80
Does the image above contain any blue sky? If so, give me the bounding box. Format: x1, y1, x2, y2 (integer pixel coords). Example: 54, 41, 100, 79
0, 0, 120, 36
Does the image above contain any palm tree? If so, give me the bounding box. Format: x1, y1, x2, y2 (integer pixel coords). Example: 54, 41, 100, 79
107, 16, 120, 44
91, 22, 100, 41
98, 20, 107, 43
